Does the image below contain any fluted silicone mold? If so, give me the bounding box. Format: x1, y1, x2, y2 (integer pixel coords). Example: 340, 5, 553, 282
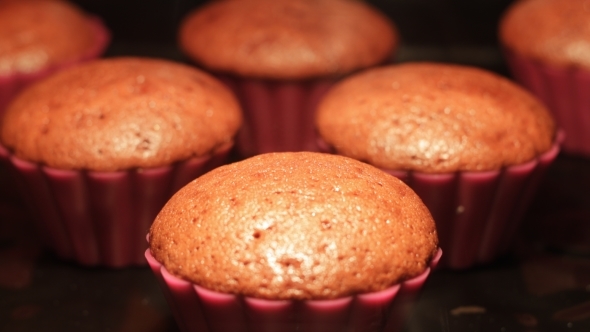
318, 133, 562, 269
216, 75, 336, 157
503, 48, 590, 157
0, 17, 110, 116
145, 248, 441, 332
0, 142, 232, 268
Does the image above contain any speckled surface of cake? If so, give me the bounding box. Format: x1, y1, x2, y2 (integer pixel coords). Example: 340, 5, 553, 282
178, 0, 398, 80
149, 152, 438, 300
316, 62, 556, 173
499, 0, 590, 70
1, 57, 242, 171
0, 0, 106, 76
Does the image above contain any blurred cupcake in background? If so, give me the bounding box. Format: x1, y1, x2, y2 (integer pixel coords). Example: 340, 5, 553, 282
499, 0, 590, 157
0, 57, 242, 267
147, 151, 440, 332
316, 62, 561, 269
0, 0, 110, 115
178, 0, 398, 156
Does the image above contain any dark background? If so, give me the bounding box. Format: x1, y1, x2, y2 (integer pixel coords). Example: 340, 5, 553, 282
2, 1, 590, 331
73, 0, 514, 71
72, 0, 513, 44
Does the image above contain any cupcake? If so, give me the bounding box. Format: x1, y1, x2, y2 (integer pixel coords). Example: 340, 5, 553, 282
178, 0, 398, 156
316, 62, 561, 269
499, 0, 590, 156
147, 152, 440, 332
0, 0, 110, 116
0, 57, 242, 267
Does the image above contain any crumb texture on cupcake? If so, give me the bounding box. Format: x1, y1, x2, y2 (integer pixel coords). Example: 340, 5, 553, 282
150, 152, 438, 300
0, 57, 242, 171
0, 0, 102, 76
316, 62, 556, 173
178, 0, 397, 80
499, 0, 590, 70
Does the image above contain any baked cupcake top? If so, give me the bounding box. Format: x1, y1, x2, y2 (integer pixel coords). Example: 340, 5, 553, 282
0, 0, 106, 76
178, 0, 398, 80
150, 152, 438, 300
0, 57, 242, 171
499, 0, 590, 70
316, 62, 556, 173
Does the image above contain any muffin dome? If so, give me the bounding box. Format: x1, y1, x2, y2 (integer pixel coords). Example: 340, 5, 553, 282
149, 152, 438, 300
499, 0, 590, 70
0, 0, 105, 76
178, 0, 398, 80
316, 62, 556, 173
0, 57, 242, 171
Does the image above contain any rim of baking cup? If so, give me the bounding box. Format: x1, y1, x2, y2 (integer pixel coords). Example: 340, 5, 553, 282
145, 247, 442, 332
0, 141, 233, 267
317, 131, 563, 269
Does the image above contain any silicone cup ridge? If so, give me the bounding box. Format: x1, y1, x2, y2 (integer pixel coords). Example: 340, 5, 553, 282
0, 142, 232, 267
318, 133, 562, 269
145, 248, 442, 332
503, 47, 590, 156
216, 74, 336, 156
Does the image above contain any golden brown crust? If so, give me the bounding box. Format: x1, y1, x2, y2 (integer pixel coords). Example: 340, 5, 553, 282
0, 0, 101, 76
316, 62, 556, 173
149, 152, 438, 300
178, 0, 398, 80
0, 57, 242, 171
499, 0, 590, 70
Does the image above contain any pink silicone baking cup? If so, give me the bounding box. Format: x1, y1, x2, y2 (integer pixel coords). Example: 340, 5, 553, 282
503, 48, 590, 156
0, 142, 232, 268
145, 248, 441, 332
318, 133, 562, 269
0, 16, 111, 116
216, 74, 337, 157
